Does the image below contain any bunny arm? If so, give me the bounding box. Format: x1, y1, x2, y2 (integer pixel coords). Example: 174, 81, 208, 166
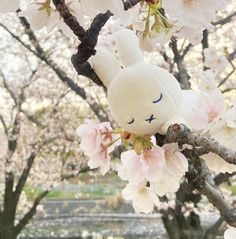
89, 48, 121, 87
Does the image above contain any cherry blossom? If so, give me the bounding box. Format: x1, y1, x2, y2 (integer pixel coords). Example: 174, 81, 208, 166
139, 28, 174, 51
204, 47, 229, 73
176, 26, 204, 45
197, 70, 218, 93
224, 227, 236, 239
122, 181, 159, 213
119, 143, 188, 200
76, 120, 117, 175
80, 0, 124, 18
186, 90, 226, 132
201, 105, 236, 174
0, 0, 19, 13
152, 143, 188, 196
162, 0, 227, 44
210, 106, 236, 150
201, 152, 236, 174
19, 0, 85, 36
118, 146, 165, 183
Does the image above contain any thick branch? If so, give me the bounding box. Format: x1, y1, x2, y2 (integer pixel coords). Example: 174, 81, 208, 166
14, 152, 36, 203
54, 0, 141, 85
14, 190, 49, 235
187, 158, 236, 227
52, 0, 85, 40
166, 124, 236, 165
123, 0, 141, 10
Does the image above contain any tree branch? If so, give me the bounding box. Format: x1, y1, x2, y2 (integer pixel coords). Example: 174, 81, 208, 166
228, 48, 236, 62
14, 152, 36, 203
213, 11, 236, 26
51, 0, 85, 40
170, 40, 191, 90
0, 20, 109, 121
14, 190, 49, 235
123, 0, 141, 10
166, 124, 236, 165
186, 158, 236, 227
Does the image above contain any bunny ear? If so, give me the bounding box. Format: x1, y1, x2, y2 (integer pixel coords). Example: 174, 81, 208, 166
89, 48, 121, 87
115, 29, 143, 67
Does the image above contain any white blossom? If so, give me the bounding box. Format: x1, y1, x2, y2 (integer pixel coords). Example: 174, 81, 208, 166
0, 0, 19, 13
224, 227, 236, 239
163, 0, 227, 44
197, 70, 218, 93
122, 182, 159, 213
19, 1, 85, 36
204, 47, 229, 73
80, 0, 124, 18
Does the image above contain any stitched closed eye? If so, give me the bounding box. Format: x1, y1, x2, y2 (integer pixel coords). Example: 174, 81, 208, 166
153, 93, 163, 104
128, 118, 135, 124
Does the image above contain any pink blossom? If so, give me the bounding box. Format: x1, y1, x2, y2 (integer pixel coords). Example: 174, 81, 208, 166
152, 143, 188, 196
118, 146, 165, 183
204, 47, 229, 73
163, 143, 188, 177
151, 175, 182, 197
209, 106, 236, 151
76, 120, 116, 175
88, 151, 111, 175
118, 150, 149, 183
186, 90, 225, 132
122, 182, 159, 213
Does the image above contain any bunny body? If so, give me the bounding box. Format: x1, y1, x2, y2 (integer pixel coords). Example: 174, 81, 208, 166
90, 29, 184, 135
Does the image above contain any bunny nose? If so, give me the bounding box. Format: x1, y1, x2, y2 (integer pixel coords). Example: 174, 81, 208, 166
145, 114, 156, 123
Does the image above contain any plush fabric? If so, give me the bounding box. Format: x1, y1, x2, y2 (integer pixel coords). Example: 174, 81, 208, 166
91, 29, 184, 135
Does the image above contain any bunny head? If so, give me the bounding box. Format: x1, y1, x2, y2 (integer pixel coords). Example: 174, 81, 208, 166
90, 29, 183, 136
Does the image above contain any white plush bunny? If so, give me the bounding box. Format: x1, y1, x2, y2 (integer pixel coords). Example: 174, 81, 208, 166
90, 29, 184, 136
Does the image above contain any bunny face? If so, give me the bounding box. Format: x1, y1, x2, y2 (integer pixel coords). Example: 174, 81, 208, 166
107, 61, 182, 135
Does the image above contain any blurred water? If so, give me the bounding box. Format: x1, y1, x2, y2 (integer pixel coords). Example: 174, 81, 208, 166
19, 199, 224, 239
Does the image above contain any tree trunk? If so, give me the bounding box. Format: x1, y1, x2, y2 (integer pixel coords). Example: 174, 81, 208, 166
0, 225, 17, 239
162, 209, 203, 239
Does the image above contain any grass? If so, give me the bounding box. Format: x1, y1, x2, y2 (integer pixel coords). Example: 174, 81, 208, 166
24, 172, 125, 200
230, 185, 236, 195
24, 185, 76, 200
78, 184, 120, 199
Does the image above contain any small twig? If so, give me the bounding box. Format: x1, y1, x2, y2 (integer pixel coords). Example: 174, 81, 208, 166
228, 48, 236, 61
222, 87, 236, 94
218, 60, 235, 87
213, 11, 236, 26
170, 40, 191, 90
